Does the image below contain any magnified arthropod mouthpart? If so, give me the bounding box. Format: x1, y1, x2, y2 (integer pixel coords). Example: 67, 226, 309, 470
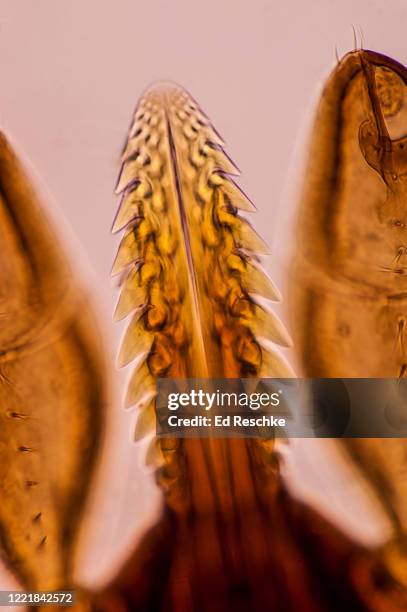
290, 49, 407, 591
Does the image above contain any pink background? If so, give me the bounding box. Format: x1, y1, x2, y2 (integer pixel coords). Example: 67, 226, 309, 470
0, 0, 405, 599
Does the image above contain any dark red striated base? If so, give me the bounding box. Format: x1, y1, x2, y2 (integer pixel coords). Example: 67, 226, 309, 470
91, 488, 406, 612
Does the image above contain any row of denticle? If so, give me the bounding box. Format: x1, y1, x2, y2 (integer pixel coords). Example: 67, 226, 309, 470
113, 86, 293, 503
